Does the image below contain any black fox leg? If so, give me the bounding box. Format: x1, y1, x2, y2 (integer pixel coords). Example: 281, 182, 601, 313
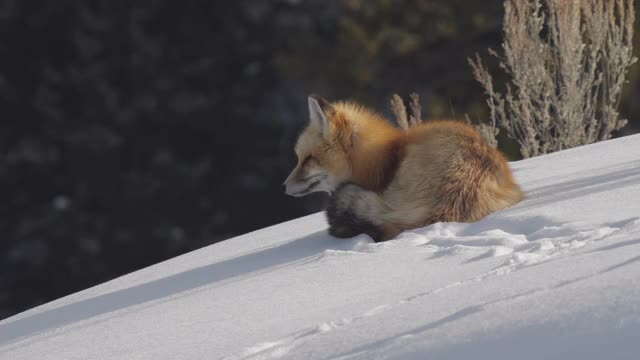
326, 183, 386, 242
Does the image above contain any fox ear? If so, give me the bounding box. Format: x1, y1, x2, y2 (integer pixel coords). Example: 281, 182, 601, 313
308, 94, 332, 136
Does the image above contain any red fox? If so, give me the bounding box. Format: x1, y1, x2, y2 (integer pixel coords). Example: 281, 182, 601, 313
284, 95, 525, 242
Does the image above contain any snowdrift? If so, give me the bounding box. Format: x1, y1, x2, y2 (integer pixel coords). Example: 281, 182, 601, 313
2, 135, 640, 360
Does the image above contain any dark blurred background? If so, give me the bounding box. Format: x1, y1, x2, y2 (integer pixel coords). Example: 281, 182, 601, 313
1, 0, 638, 319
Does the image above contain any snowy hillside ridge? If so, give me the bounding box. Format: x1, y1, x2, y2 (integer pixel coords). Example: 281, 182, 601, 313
2, 134, 640, 360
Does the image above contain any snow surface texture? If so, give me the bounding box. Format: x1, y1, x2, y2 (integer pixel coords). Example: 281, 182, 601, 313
2, 135, 640, 360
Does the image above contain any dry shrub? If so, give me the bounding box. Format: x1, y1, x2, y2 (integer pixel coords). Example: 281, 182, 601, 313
390, 93, 422, 130
469, 0, 636, 158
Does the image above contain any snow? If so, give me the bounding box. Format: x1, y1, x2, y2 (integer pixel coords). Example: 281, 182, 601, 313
2, 134, 640, 360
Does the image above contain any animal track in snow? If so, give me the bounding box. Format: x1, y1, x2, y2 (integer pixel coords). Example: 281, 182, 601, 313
401, 216, 640, 273
226, 216, 640, 360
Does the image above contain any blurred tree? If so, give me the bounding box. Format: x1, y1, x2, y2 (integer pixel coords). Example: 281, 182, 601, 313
0, 0, 313, 318
274, 0, 504, 118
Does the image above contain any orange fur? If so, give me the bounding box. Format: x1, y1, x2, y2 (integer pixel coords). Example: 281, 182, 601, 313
284, 96, 525, 241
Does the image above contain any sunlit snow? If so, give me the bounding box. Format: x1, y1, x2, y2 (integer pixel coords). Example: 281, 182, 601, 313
2, 135, 640, 359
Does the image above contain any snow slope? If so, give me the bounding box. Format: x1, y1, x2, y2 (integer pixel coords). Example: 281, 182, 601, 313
2, 135, 640, 360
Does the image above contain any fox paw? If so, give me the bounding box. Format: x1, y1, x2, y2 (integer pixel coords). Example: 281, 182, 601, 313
328, 220, 385, 242
328, 223, 361, 239
328, 183, 363, 213
326, 185, 385, 242
326, 183, 361, 222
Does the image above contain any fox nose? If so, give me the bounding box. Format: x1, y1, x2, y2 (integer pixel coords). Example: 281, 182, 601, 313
282, 183, 287, 193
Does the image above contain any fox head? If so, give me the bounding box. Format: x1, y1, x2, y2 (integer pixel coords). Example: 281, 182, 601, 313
283, 95, 353, 197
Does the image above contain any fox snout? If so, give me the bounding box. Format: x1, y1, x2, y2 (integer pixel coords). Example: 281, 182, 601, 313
283, 174, 327, 197
283, 164, 330, 197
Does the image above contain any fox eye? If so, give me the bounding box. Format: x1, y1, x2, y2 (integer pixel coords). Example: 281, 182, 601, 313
301, 155, 315, 166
